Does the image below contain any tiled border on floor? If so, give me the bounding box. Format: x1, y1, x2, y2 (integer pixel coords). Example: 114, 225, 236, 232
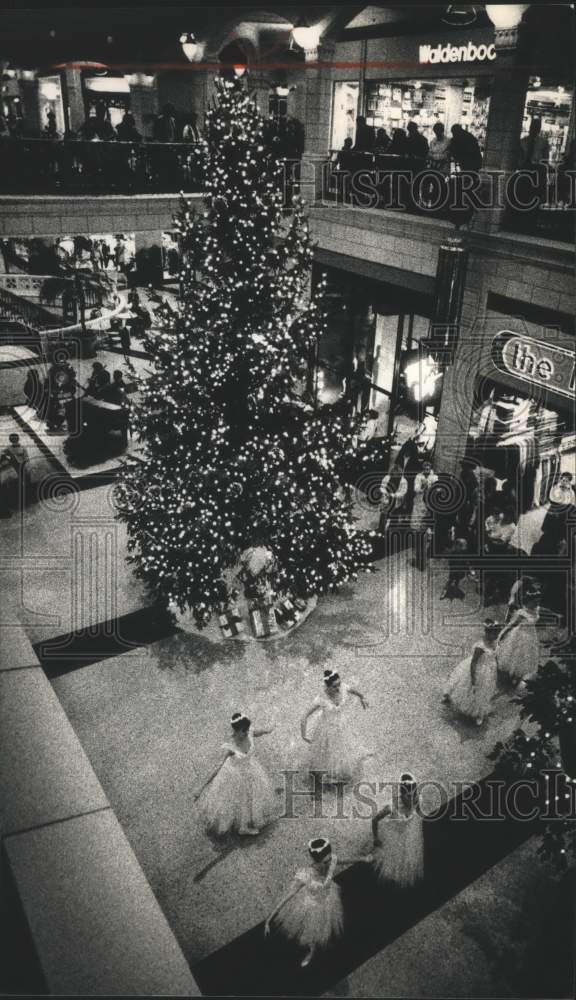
32, 607, 571, 997
191, 776, 545, 997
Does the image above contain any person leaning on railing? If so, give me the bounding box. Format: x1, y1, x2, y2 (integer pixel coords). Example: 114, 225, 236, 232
116, 112, 142, 143
447, 124, 482, 226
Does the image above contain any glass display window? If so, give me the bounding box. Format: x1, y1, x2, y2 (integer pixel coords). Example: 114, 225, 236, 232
521, 78, 575, 165
330, 81, 360, 151
364, 77, 491, 153
468, 379, 575, 503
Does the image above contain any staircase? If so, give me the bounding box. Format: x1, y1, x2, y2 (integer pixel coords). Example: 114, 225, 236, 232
0, 285, 62, 333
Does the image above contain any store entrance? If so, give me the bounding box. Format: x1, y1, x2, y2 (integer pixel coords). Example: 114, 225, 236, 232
312, 263, 440, 469
464, 377, 576, 556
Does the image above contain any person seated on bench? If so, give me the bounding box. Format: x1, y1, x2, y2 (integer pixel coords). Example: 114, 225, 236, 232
101, 370, 131, 446
84, 361, 110, 398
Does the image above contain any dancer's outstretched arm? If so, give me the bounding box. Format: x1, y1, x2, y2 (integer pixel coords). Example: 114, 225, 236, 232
264, 884, 303, 935
372, 804, 392, 845
335, 853, 373, 865
192, 751, 232, 802
254, 726, 274, 737
300, 703, 321, 742
497, 610, 521, 646
348, 685, 369, 709
469, 645, 483, 688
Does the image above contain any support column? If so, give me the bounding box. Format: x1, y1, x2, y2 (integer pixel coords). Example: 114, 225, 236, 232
129, 77, 159, 137
19, 78, 42, 136
428, 237, 472, 477
477, 25, 530, 234
62, 69, 85, 134
198, 54, 221, 130
300, 42, 336, 203
134, 229, 164, 286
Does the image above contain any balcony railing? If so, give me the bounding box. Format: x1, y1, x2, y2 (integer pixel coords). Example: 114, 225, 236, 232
0, 138, 206, 195
322, 151, 574, 243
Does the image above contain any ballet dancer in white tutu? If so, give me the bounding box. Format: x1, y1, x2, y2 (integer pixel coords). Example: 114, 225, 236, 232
443, 619, 501, 725
300, 669, 372, 783
370, 772, 424, 889
265, 837, 367, 967
193, 712, 276, 836
496, 585, 542, 686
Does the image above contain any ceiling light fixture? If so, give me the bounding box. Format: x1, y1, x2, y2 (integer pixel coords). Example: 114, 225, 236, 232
180, 32, 200, 63
484, 5, 528, 30
441, 5, 477, 27
291, 16, 320, 50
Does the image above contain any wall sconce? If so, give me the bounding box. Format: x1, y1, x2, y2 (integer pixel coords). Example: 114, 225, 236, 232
291, 16, 321, 51
180, 32, 201, 62
484, 5, 528, 30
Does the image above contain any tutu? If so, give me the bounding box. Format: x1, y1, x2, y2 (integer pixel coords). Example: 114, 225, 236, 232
445, 641, 497, 721
497, 609, 540, 680
199, 735, 276, 836
272, 865, 344, 949
307, 684, 368, 783
371, 811, 424, 888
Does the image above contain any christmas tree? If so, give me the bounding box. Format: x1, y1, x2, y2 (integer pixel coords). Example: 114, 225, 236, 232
489, 637, 576, 870
115, 77, 374, 627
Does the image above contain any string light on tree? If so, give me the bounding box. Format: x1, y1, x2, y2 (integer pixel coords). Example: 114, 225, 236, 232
115, 77, 374, 627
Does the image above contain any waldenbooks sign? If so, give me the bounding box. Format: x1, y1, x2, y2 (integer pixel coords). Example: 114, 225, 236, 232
419, 41, 496, 64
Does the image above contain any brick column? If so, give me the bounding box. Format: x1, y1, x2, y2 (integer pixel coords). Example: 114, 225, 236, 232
134, 229, 164, 286
477, 25, 530, 234
62, 69, 85, 134
129, 79, 159, 137
197, 54, 221, 130
299, 42, 335, 203
302, 41, 335, 157
19, 79, 42, 135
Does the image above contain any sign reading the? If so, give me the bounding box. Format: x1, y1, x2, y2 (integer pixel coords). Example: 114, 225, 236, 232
492, 331, 575, 400
419, 41, 496, 64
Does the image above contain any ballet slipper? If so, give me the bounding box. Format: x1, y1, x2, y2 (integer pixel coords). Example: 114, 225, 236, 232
239, 825, 260, 836
301, 949, 314, 968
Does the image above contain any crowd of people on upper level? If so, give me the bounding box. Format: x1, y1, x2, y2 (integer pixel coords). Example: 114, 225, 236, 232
336, 116, 482, 174
0, 101, 203, 145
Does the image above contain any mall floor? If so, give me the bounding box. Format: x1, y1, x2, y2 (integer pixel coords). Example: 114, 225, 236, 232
1, 448, 573, 995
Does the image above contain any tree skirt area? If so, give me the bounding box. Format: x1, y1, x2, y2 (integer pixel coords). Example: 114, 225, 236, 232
170, 594, 318, 644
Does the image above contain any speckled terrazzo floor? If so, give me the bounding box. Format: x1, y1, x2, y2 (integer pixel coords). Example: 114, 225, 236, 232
1, 477, 570, 995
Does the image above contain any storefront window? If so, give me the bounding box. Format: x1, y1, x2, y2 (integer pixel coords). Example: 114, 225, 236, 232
312, 264, 439, 464
38, 75, 65, 136
331, 81, 359, 151
83, 76, 131, 128
465, 377, 575, 553
522, 77, 575, 166
365, 77, 491, 154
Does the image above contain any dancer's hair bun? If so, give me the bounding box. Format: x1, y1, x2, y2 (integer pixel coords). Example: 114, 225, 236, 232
308, 837, 331, 860
324, 669, 339, 687
231, 712, 251, 730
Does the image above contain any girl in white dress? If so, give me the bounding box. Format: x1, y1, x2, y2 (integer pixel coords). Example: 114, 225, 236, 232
497, 587, 542, 686
265, 837, 367, 967
410, 461, 438, 530
300, 669, 372, 783
443, 619, 501, 725
193, 712, 276, 836
370, 773, 424, 889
